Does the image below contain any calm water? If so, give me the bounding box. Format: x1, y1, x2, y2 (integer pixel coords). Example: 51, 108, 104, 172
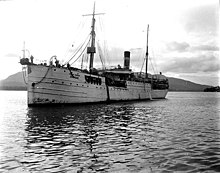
0, 91, 220, 173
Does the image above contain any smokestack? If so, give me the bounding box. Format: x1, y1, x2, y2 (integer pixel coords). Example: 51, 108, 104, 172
124, 51, 130, 69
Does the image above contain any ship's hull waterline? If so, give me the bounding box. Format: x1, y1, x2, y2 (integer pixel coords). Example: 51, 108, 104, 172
27, 65, 168, 106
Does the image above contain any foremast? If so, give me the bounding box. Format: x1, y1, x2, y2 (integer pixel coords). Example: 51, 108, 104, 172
88, 3, 96, 70
84, 3, 104, 70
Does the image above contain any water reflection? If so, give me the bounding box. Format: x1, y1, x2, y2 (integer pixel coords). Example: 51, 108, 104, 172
2, 93, 219, 173
24, 104, 137, 172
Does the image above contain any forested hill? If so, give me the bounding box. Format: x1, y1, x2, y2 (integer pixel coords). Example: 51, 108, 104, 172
0, 72, 27, 90
168, 77, 210, 91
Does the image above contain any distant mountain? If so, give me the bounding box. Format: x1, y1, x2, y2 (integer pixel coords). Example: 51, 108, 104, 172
0, 72, 211, 91
168, 77, 210, 91
0, 72, 27, 90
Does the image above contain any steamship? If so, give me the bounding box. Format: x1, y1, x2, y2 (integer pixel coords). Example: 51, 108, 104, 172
20, 5, 169, 106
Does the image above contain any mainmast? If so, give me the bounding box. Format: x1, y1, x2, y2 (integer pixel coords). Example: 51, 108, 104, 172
145, 25, 149, 79
84, 3, 104, 70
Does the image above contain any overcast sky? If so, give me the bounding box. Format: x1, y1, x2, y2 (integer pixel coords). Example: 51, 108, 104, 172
0, 0, 219, 86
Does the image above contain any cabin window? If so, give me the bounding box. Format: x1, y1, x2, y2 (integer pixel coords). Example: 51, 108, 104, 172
85, 75, 102, 85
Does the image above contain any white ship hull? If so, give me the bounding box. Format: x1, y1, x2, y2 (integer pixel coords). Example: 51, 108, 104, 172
27, 65, 168, 106
20, 6, 169, 106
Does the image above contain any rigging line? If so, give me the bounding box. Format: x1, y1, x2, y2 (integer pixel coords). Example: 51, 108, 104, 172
66, 36, 87, 60
97, 41, 105, 69
71, 31, 90, 56
100, 19, 110, 68
64, 33, 90, 65
139, 48, 146, 74
85, 54, 88, 69
64, 18, 88, 59
99, 16, 105, 35
70, 37, 91, 66
64, 19, 84, 58
151, 49, 158, 74
101, 20, 110, 66
102, 23, 110, 67
104, 40, 110, 66
149, 56, 156, 74
74, 18, 88, 42
95, 18, 106, 68
98, 16, 103, 32
81, 54, 84, 69
73, 18, 87, 41
140, 57, 146, 74
97, 16, 108, 65
96, 18, 104, 43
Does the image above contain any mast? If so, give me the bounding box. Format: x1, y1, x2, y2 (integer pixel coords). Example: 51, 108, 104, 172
145, 25, 149, 79
89, 2, 96, 70
84, 3, 104, 71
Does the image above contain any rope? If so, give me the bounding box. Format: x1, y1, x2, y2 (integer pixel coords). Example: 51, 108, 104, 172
149, 56, 156, 74
95, 16, 109, 67
99, 17, 110, 67
33, 66, 51, 85
70, 37, 91, 66
21, 64, 51, 86
97, 41, 105, 69
67, 65, 75, 78
140, 57, 145, 74
64, 33, 90, 66
22, 66, 27, 85
151, 49, 158, 74
64, 18, 87, 59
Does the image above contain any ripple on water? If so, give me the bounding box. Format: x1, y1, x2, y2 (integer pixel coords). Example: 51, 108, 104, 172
1, 92, 220, 172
